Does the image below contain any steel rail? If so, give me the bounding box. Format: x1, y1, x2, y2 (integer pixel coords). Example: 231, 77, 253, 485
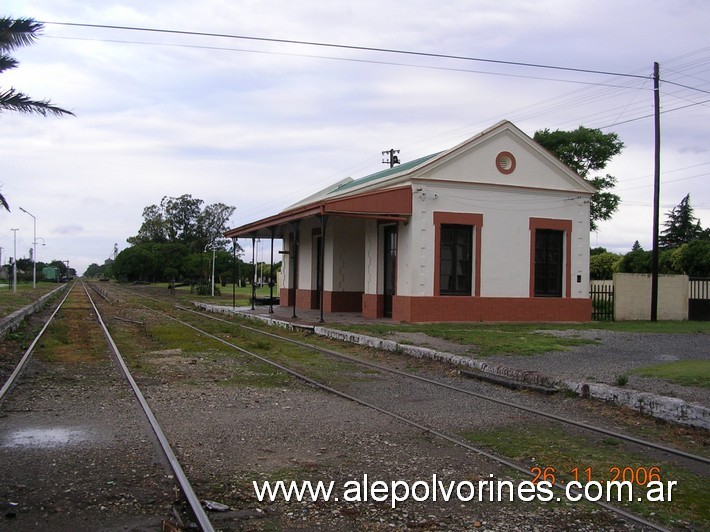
80, 283, 214, 532
180, 305, 710, 467
139, 303, 670, 532
108, 282, 708, 465
0, 283, 74, 401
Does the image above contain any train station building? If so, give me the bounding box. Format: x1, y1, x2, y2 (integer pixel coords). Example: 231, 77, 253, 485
224, 120, 595, 322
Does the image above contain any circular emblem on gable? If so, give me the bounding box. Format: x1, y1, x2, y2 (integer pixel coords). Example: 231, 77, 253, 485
496, 151, 516, 174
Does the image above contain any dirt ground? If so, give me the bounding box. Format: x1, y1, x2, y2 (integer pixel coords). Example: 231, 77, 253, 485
0, 290, 705, 530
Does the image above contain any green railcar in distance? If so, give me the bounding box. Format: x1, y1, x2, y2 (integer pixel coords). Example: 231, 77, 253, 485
42, 266, 60, 282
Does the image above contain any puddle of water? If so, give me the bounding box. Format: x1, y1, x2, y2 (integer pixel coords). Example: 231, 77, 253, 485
3, 428, 88, 448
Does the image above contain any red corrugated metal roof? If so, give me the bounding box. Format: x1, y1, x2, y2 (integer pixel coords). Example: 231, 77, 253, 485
224, 186, 412, 238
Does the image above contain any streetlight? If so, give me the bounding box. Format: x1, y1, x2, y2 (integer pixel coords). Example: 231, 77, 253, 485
11, 228, 18, 292
204, 243, 216, 297
211, 247, 216, 297
19, 207, 37, 288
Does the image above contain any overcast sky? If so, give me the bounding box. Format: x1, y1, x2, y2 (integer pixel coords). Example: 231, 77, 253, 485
1, 0, 708, 276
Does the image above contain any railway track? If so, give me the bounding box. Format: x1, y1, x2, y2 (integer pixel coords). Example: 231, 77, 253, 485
94, 282, 709, 531
0, 282, 214, 531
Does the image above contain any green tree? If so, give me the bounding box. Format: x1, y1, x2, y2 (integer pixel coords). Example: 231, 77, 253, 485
128, 204, 167, 244
0, 18, 73, 116
590, 251, 621, 280
84, 263, 103, 278
659, 194, 704, 248
534, 126, 623, 231
128, 195, 236, 252
1, 17, 73, 212
199, 202, 237, 250
0, 186, 8, 212
673, 240, 710, 277
113, 245, 159, 282
617, 242, 652, 273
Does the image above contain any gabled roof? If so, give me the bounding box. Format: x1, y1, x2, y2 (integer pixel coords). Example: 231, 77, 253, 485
323, 120, 596, 198
224, 120, 595, 239
332, 152, 442, 193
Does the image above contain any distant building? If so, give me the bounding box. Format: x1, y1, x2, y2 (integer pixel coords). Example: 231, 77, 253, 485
225, 121, 594, 322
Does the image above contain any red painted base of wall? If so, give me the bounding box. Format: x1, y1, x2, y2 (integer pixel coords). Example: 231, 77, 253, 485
280, 288, 295, 306
295, 289, 319, 309
283, 291, 590, 322
362, 293, 384, 319
392, 296, 592, 322
324, 291, 363, 312
281, 289, 365, 313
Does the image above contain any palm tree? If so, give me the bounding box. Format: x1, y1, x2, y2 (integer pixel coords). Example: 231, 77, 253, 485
1, 17, 73, 211
1, 17, 73, 117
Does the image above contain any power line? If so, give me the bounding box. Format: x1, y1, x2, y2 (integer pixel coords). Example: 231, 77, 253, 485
663, 79, 710, 94
597, 98, 710, 129
40, 20, 710, 134
42, 20, 652, 80
45, 35, 644, 90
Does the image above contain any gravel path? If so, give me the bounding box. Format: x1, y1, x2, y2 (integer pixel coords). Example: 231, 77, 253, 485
1, 290, 706, 530
383, 329, 709, 407
482, 330, 709, 406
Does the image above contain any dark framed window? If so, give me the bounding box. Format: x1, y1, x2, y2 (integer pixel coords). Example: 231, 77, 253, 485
439, 224, 473, 295
534, 229, 564, 297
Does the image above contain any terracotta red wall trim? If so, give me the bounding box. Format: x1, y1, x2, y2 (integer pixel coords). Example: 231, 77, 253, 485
433, 212, 483, 297
528, 218, 572, 298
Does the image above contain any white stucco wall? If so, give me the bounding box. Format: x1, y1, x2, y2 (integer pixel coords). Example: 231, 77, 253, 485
421, 132, 586, 194
327, 217, 366, 292
398, 182, 591, 298
614, 273, 689, 320
364, 220, 378, 295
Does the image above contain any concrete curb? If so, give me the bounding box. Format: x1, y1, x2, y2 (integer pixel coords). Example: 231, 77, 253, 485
195, 303, 710, 430
0, 284, 68, 340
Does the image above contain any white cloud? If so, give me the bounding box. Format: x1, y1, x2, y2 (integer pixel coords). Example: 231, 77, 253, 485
1, 0, 708, 273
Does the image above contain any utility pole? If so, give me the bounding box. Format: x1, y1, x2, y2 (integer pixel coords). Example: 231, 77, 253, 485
650, 62, 661, 322
382, 149, 400, 168
11, 228, 18, 292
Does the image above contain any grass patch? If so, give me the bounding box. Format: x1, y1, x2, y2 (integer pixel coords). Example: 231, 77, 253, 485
632, 360, 710, 388
337, 320, 710, 357
340, 323, 595, 357
134, 281, 278, 308
0, 282, 63, 316
35, 291, 108, 365
463, 424, 708, 529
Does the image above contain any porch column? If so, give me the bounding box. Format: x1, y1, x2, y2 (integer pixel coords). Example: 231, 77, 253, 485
251, 234, 256, 310
232, 237, 237, 309
318, 214, 329, 323
291, 220, 301, 319
269, 226, 275, 314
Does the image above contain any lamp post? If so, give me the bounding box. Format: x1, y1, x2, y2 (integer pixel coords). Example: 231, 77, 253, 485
204, 243, 215, 297
11, 228, 18, 292
19, 207, 37, 288
33, 237, 45, 280
211, 247, 216, 297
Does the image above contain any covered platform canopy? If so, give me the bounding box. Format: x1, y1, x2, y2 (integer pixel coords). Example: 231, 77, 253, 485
222, 155, 439, 240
